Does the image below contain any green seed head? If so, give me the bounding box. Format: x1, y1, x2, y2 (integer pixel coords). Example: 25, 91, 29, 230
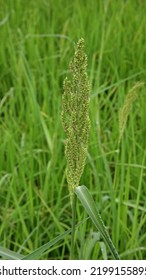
118, 82, 143, 145
61, 38, 90, 203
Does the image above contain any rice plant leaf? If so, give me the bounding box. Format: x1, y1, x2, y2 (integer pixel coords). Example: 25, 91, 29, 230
0, 247, 24, 260
75, 185, 120, 260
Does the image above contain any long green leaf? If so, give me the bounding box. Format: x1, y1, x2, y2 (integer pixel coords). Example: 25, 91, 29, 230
0, 230, 71, 260
75, 185, 120, 260
22, 228, 71, 260
0, 247, 24, 260
22, 218, 88, 260
0, 218, 89, 260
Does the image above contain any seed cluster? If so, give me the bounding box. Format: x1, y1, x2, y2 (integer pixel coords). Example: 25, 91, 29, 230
119, 82, 143, 144
61, 38, 90, 203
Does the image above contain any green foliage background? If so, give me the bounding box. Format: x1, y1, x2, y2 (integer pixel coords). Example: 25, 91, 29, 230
0, 0, 146, 259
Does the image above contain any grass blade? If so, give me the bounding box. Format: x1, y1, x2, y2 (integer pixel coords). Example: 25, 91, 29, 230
0, 247, 24, 260
22, 228, 72, 260
75, 185, 120, 260
22, 218, 89, 260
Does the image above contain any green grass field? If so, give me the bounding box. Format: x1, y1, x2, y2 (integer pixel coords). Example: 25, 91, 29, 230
0, 0, 146, 260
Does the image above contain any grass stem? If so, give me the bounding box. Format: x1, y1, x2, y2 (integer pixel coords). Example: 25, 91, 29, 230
70, 193, 77, 260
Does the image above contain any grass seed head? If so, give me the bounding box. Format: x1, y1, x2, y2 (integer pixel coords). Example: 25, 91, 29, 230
118, 82, 144, 145
61, 38, 90, 203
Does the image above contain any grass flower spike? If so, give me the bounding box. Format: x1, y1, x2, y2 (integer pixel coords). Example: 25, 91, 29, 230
118, 82, 143, 145
61, 38, 90, 203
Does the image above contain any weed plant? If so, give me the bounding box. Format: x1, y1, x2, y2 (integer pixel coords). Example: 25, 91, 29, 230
0, 0, 146, 260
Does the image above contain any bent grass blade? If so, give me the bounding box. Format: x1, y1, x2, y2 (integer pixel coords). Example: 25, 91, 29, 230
75, 185, 120, 260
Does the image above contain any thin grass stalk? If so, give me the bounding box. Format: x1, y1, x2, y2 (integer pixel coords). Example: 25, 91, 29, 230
70, 193, 77, 260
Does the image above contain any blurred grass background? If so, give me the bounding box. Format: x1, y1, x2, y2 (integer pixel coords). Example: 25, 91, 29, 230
0, 0, 146, 259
